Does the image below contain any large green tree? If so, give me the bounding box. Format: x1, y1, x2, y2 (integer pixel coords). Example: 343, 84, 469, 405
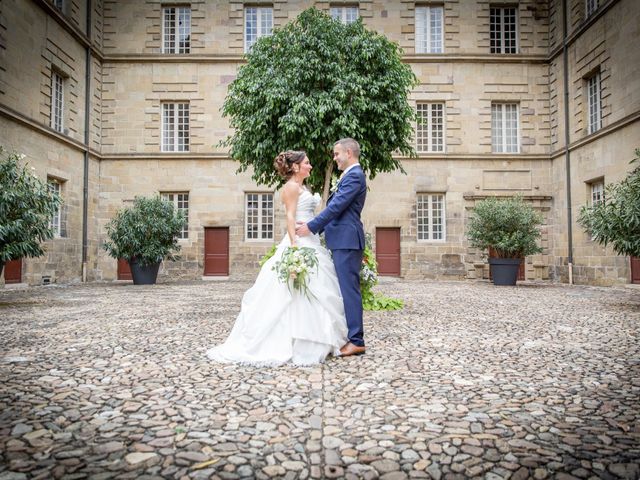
0, 147, 62, 266
578, 149, 640, 257
221, 7, 418, 198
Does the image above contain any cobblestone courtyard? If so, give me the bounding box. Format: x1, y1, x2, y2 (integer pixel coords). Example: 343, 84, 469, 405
1, 280, 639, 480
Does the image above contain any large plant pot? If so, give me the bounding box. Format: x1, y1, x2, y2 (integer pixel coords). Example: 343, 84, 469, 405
489, 258, 521, 286
0, 261, 4, 278
128, 259, 161, 285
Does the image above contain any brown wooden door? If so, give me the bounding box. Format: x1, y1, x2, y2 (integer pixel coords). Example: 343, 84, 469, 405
204, 227, 229, 276
488, 248, 525, 281
631, 257, 640, 284
117, 258, 132, 281
4, 259, 22, 284
376, 227, 401, 276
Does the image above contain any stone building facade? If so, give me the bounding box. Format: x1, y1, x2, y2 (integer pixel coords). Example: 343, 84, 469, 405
0, 0, 638, 287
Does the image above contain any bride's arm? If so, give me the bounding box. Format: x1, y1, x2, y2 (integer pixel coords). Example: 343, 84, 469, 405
281, 182, 300, 247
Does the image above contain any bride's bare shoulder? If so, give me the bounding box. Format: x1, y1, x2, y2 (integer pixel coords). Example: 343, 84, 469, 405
281, 181, 301, 200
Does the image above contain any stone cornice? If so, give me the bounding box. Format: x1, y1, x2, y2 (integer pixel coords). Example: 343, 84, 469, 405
102, 54, 245, 64
100, 153, 230, 160
403, 54, 548, 64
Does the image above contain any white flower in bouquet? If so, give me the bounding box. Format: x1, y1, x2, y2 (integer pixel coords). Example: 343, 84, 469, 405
273, 246, 319, 299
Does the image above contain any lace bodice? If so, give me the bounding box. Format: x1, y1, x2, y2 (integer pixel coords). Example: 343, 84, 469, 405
295, 189, 321, 223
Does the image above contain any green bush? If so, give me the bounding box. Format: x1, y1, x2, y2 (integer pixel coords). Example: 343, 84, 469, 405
578, 149, 640, 257
467, 196, 543, 258
0, 147, 61, 263
102, 196, 186, 267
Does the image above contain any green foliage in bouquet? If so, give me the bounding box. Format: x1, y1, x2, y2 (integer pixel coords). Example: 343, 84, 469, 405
272, 246, 319, 299
258, 244, 278, 267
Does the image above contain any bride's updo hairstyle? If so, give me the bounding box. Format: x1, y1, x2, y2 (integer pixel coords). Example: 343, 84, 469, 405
274, 150, 306, 179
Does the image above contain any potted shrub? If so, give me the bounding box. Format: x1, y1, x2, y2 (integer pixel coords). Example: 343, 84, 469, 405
0, 147, 61, 278
102, 196, 186, 285
467, 196, 543, 285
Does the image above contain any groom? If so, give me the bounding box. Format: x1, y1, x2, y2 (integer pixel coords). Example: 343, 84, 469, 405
296, 138, 367, 357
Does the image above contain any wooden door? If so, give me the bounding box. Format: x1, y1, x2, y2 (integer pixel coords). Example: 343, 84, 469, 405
117, 258, 132, 281
631, 257, 640, 284
376, 228, 401, 276
204, 227, 229, 276
4, 259, 22, 284
488, 248, 525, 281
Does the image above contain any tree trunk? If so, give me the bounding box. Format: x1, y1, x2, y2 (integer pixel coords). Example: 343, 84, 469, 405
321, 162, 334, 207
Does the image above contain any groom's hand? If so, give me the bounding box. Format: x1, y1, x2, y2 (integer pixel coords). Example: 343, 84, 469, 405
296, 222, 311, 237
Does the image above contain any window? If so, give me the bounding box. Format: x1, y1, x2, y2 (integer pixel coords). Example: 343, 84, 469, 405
590, 180, 604, 205
586, 0, 599, 17
330, 6, 359, 24
245, 193, 274, 241
490, 6, 518, 54
162, 6, 191, 54
416, 103, 445, 153
53, 0, 64, 11
415, 6, 443, 53
51, 71, 64, 133
162, 103, 189, 152
244, 6, 273, 52
48, 178, 63, 237
417, 193, 445, 241
161, 192, 189, 239
491, 103, 519, 153
587, 72, 601, 134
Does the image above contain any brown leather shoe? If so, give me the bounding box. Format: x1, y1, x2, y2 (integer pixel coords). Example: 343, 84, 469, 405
339, 342, 366, 357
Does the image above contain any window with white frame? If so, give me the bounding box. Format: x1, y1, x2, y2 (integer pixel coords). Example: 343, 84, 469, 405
415, 6, 443, 54
417, 193, 445, 241
162, 102, 189, 152
245, 193, 274, 241
244, 6, 273, 52
490, 6, 518, 54
491, 103, 519, 153
51, 71, 64, 133
416, 103, 445, 153
161, 192, 189, 239
330, 5, 359, 24
48, 178, 63, 237
162, 6, 191, 54
590, 179, 604, 205
586, 0, 599, 17
587, 72, 601, 134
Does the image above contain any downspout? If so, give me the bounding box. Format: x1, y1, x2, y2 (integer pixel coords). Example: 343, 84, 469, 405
562, 0, 574, 284
82, 0, 92, 282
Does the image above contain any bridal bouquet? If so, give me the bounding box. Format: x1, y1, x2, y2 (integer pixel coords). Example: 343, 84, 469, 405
273, 246, 319, 299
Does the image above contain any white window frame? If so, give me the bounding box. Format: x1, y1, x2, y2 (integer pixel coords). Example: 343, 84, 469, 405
490, 6, 518, 54
51, 71, 64, 133
245, 193, 274, 241
491, 103, 520, 153
161, 192, 189, 239
244, 6, 273, 53
415, 6, 443, 54
586, 0, 599, 17
330, 5, 359, 24
48, 178, 62, 238
161, 102, 190, 152
162, 6, 191, 54
416, 102, 445, 153
587, 72, 601, 134
417, 193, 446, 242
590, 179, 604, 206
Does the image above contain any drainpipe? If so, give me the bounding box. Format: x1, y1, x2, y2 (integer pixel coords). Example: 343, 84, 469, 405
562, 0, 574, 284
82, 0, 92, 282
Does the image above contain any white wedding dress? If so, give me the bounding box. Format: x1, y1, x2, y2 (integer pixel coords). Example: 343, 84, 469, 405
206, 190, 348, 366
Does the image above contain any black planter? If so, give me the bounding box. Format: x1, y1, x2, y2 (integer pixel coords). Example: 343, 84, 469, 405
489, 257, 521, 286
128, 259, 161, 285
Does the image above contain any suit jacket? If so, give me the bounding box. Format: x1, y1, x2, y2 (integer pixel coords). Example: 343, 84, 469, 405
307, 165, 366, 250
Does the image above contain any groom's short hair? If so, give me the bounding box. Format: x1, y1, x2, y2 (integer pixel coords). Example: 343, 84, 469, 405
335, 138, 360, 158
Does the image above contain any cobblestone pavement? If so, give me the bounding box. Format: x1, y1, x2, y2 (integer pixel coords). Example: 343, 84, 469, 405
1, 279, 639, 480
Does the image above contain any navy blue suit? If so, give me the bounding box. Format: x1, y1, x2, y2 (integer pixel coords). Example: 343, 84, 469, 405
307, 165, 367, 347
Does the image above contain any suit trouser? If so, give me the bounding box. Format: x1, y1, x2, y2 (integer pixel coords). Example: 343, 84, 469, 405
332, 249, 364, 347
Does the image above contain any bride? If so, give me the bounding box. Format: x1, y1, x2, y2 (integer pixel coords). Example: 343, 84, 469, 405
206, 150, 348, 366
